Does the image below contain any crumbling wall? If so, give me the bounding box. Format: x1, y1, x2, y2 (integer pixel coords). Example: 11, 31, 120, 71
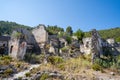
32, 24, 48, 43
91, 29, 102, 64
80, 37, 92, 54
9, 28, 36, 60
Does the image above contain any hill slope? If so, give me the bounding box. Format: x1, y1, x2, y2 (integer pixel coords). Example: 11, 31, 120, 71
85, 27, 120, 42
0, 21, 32, 35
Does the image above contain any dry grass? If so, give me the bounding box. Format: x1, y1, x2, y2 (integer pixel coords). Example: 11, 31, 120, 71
30, 55, 95, 79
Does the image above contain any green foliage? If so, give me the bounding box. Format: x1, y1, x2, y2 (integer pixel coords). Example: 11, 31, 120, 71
24, 53, 45, 63
0, 55, 12, 60
93, 55, 120, 73
74, 29, 84, 42
66, 35, 72, 44
61, 46, 69, 52
57, 63, 65, 70
40, 73, 49, 80
115, 37, 120, 42
58, 32, 65, 38
18, 77, 22, 80
0, 21, 32, 35
4, 68, 13, 75
25, 72, 31, 77
92, 63, 102, 71
46, 25, 64, 35
66, 26, 73, 36
84, 27, 120, 42
12, 32, 22, 38
48, 56, 64, 65
0, 56, 12, 65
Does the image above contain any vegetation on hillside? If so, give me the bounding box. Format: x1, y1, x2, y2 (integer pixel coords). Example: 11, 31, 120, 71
0, 21, 32, 35
46, 25, 64, 35
85, 27, 120, 42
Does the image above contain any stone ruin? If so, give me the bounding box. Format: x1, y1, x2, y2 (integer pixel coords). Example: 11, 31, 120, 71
91, 29, 103, 64
80, 29, 120, 59
9, 24, 49, 60
80, 29, 103, 63
9, 28, 36, 60
80, 37, 92, 54
1, 24, 120, 60
32, 24, 48, 53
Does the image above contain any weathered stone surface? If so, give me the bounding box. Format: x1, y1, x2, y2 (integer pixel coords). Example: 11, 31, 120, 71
32, 24, 48, 43
80, 37, 92, 54
17, 41, 27, 60
9, 28, 36, 59
91, 29, 102, 64
48, 35, 60, 55
106, 38, 115, 46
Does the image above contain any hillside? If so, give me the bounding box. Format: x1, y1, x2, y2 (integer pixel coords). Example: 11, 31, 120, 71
0, 21, 32, 35
84, 27, 120, 42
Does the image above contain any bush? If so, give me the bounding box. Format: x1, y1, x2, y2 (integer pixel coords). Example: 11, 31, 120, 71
61, 47, 69, 53
0, 56, 12, 65
24, 53, 45, 63
18, 77, 22, 80
0, 56, 12, 61
57, 63, 65, 70
25, 72, 31, 77
40, 73, 49, 80
92, 63, 102, 71
4, 68, 13, 76
48, 56, 64, 65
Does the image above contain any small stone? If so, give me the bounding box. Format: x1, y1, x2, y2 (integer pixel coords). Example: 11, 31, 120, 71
110, 72, 115, 76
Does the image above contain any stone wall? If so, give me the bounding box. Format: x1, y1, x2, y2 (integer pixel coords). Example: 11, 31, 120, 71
9, 38, 20, 59
9, 29, 36, 60
32, 24, 48, 43
80, 37, 92, 54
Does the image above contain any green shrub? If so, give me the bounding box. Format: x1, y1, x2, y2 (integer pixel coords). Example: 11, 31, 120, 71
40, 73, 49, 80
0, 56, 12, 61
0, 56, 12, 65
48, 56, 64, 65
61, 47, 68, 52
4, 59, 10, 65
18, 77, 22, 80
92, 63, 102, 71
12, 32, 22, 38
57, 63, 65, 70
25, 72, 31, 77
24, 53, 45, 63
4, 68, 13, 76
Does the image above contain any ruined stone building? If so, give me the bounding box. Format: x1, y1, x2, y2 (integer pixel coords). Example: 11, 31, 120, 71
32, 24, 48, 53
80, 37, 92, 54
1, 24, 120, 60
0, 36, 10, 55
9, 28, 36, 60
80, 29, 103, 57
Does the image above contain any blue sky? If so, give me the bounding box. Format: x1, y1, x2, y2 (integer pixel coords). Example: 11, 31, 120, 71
0, 0, 120, 32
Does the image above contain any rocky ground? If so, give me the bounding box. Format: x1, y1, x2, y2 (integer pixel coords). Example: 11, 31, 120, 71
0, 55, 120, 80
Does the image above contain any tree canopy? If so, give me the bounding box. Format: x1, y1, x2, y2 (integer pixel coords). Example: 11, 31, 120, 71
46, 25, 64, 35
66, 26, 73, 36
74, 29, 84, 42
